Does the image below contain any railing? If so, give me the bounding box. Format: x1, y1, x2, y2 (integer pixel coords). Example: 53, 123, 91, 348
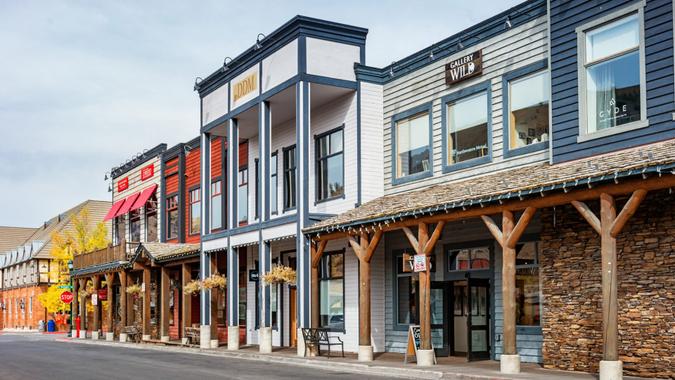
72, 240, 140, 270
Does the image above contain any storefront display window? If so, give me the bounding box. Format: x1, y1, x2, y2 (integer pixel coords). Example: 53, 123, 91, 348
515, 241, 541, 326
448, 247, 490, 271
319, 251, 344, 331
395, 112, 430, 179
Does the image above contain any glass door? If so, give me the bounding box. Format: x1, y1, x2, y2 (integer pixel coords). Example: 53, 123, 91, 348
467, 278, 490, 361
430, 282, 449, 356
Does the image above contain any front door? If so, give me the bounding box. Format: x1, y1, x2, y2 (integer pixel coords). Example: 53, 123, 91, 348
289, 287, 297, 347
467, 278, 490, 361
430, 281, 449, 356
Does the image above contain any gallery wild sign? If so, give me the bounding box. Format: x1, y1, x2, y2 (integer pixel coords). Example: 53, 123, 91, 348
445, 50, 483, 86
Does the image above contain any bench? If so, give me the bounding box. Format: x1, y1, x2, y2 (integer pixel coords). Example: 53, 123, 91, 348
184, 326, 200, 345
121, 326, 141, 343
301, 328, 344, 358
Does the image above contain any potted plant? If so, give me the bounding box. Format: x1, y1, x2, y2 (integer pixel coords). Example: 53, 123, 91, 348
202, 273, 226, 291
125, 284, 142, 299
262, 265, 296, 285
182, 279, 201, 295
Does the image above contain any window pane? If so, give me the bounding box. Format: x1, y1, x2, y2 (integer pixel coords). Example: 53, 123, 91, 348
516, 242, 538, 265
211, 194, 222, 230
270, 175, 278, 214
319, 135, 329, 157
516, 266, 540, 325
168, 210, 178, 239
448, 93, 489, 164
586, 51, 641, 133
319, 279, 344, 330
146, 212, 158, 242
238, 184, 248, 223
470, 248, 490, 269
586, 14, 638, 63
330, 253, 343, 278
396, 113, 430, 178
330, 130, 343, 154
190, 201, 200, 234
397, 276, 418, 324
509, 71, 550, 149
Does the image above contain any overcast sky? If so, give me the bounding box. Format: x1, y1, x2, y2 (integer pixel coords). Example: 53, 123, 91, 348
0, 0, 522, 227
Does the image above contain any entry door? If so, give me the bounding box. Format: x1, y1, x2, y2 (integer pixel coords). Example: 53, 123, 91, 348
289, 287, 297, 347
430, 281, 449, 356
466, 278, 490, 361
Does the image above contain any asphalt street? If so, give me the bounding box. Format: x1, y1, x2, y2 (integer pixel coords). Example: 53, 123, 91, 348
0, 333, 391, 380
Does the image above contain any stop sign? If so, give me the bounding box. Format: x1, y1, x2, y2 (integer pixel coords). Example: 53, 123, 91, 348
60, 291, 74, 304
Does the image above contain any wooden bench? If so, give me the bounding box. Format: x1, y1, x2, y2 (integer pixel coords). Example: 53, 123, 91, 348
301, 328, 344, 358
184, 326, 200, 345
121, 326, 141, 343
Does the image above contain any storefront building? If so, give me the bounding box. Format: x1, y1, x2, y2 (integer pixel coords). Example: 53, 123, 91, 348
0, 200, 110, 330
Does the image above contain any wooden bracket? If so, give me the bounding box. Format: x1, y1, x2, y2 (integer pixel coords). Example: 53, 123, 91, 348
572, 189, 647, 237
311, 240, 327, 269
401, 226, 419, 254
481, 207, 536, 248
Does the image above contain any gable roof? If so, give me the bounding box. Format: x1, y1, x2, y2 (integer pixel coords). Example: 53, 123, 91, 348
0, 226, 37, 254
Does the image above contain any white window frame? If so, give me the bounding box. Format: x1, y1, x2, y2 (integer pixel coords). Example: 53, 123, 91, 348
575, 1, 648, 143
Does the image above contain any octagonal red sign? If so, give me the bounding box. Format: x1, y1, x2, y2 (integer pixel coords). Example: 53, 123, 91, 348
60, 291, 74, 304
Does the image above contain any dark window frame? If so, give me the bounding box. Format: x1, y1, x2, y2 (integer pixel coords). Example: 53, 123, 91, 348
165, 194, 179, 240
318, 249, 345, 333
390, 103, 434, 186
145, 193, 158, 242
270, 151, 278, 215
282, 145, 297, 212
238, 167, 249, 225
315, 126, 345, 203
210, 178, 223, 231
188, 186, 201, 236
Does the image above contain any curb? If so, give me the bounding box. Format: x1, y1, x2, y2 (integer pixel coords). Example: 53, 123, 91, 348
58, 338, 510, 380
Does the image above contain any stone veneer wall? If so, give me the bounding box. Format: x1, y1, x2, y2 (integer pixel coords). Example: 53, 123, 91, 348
540, 189, 674, 379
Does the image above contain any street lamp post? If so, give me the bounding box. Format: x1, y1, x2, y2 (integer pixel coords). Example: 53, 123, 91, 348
67, 259, 73, 338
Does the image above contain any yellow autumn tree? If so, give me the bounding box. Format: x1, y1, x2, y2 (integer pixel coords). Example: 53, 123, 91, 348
38, 207, 109, 314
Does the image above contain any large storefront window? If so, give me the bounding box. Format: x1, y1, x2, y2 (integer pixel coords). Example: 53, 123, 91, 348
515, 241, 540, 326
189, 188, 201, 235
447, 92, 489, 165
448, 247, 489, 271
319, 251, 344, 331
508, 70, 550, 150
166, 195, 178, 240
145, 194, 158, 242
129, 210, 141, 243
581, 11, 643, 135
395, 112, 430, 179
316, 128, 344, 201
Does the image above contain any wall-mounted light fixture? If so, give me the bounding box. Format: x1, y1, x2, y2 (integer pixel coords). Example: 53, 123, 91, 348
255, 33, 266, 50
505, 17, 512, 29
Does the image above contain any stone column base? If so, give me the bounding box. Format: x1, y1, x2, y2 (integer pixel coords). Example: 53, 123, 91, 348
161, 335, 170, 343
599, 360, 623, 380
500, 354, 521, 374
106, 332, 114, 341
91, 331, 100, 340
210, 339, 219, 348
120, 333, 128, 343
416, 349, 435, 366
259, 327, 272, 353
358, 345, 373, 362
296, 328, 306, 357
71, 330, 77, 338
142, 334, 151, 341
181, 337, 189, 345
227, 326, 240, 350
200, 325, 211, 349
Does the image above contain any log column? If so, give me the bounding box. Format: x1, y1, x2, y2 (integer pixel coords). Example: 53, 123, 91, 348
210, 253, 219, 349
481, 207, 536, 374
126, 273, 135, 329
181, 263, 192, 344
104, 273, 114, 341
572, 189, 647, 380
118, 271, 128, 342
160, 266, 170, 342
142, 267, 151, 340
78, 278, 87, 334
72, 279, 79, 338
91, 275, 101, 340
309, 240, 327, 357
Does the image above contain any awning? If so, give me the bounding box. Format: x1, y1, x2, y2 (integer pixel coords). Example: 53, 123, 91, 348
130, 184, 157, 212
103, 199, 126, 221
115, 192, 140, 217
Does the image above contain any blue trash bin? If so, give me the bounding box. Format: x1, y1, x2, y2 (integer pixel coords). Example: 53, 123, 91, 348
47, 319, 56, 332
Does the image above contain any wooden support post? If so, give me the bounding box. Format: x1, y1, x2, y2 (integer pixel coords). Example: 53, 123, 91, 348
142, 267, 151, 338
92, 275, 100, 333
417, 223, 430, 351
72, 279, 79, 325
182, 263, 192, 336
78, 278, 87, 330
119, 271, 127, 328
210, 253, 218, 340
571, 190, 647, 363
310, 240, 327, 329
126, 273, 134, 327
160, 266, 170, 340
105, 273, 114, 335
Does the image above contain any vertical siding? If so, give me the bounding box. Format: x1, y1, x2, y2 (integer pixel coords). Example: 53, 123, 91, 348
382, 16, 550, 195
360, 82, 385, 204
550, 0, 675, 163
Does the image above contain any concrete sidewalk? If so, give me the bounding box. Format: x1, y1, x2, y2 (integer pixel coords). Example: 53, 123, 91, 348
59, 338, 640, 380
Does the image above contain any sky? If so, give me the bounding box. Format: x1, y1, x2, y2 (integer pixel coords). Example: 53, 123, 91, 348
0, 0, 523, 227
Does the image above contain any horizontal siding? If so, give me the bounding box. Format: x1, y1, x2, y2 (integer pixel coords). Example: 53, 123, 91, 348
360, 82, 385, 204
382, 16, 550, 195
211, 137, 224, 178
551, 0, 675, 163
184, 146, 201, 244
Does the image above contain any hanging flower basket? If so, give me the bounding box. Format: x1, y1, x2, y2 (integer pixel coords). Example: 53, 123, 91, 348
202, 273, 227, 291
262, 265, 296, 285
126, 284, 142, 298
183, 279, 201, 295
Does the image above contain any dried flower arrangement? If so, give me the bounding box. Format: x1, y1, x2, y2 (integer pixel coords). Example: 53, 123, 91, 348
182, 279, 201, 295
125, 284, 142, 298
202, 273, 227, 290
262, 265, 296, 285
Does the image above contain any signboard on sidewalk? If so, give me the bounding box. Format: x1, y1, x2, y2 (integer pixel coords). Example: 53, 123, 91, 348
404, 325, 436, 364
60, 291, 73, 304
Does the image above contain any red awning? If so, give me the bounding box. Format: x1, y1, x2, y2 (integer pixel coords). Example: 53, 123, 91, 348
115, 192, 140, 217
130, 184, 158, 212
103, 199, 126, 221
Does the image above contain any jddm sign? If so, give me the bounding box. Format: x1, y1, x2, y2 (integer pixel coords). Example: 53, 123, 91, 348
445, 50, 483, 86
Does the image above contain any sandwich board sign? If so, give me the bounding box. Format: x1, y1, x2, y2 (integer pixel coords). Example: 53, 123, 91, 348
403, 325, 437, 364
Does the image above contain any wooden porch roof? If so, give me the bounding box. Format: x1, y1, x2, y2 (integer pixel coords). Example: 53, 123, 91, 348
136, 243, 200, 264
304, 139, 675, 235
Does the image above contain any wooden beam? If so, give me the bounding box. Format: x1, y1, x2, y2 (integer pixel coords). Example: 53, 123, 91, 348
160, 266, 170, 339
401, 226, 419, 254
311, 240, 327, 269
72, 279, 79, 329
358, 232, 372, 348
364, 230, 383, 263
105, 273, 114, 335
571, 200, 602, 235
501, 211, 516, 356
118, 271, 127, 328
481, 215, 503, 244
600, 193, 618, 361
92, 275, 100, 333
423, 221, 445, 255
610, 189, 647, 238
181, 263, 192, 337
347, 235, 363, 262
417, 223, 431, 351
505, 207, 537, 249
142, 267, 151, 338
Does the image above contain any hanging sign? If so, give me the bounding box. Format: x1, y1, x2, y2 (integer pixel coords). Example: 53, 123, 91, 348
249, 270, 259, 282
402, 253, 414, 273
140, 164, 154, 181
445, 50, 482, 86
117, 177, 129, 192
413, 254, 427, 272
404, 325, 437, 364
91, 293, 98, 306
98, 289, 108, 301
60, 291, 74, 304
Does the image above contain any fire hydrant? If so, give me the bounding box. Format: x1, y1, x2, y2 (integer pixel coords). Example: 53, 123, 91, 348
75, 316, 81, 338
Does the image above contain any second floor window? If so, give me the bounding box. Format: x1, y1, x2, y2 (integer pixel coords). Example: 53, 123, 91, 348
113, 216, 125, 245
189, 188, 201, 235
166, 195, 178, 240
129, 210, 141, 242
211, 180, 222, 230
145, 194, 158, 242
270, 152, 278, 214
580, 11, 643, 135
238, 168, 248, 224
283, 146, 296, 210
508, 70, 550, 150
395, 112, 430, 178
447, 92, 489, 165
316, 128, 344, 201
